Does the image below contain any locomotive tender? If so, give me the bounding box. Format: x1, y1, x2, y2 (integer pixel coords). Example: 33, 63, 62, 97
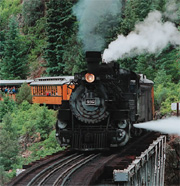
56, 51, 154, 151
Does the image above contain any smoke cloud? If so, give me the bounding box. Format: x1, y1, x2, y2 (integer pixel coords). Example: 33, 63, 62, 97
134, 117, 180, 136
73, 0, 122, 51
103, 10, 180, 62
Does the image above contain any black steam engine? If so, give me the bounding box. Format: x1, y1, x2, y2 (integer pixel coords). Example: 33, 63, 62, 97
56, 52, 154, 150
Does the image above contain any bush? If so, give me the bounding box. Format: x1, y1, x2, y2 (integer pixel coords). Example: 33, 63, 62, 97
0, 100, 59, 182
0, 166, 10, 186
29, 130, 63, 159
0, 96, 17, 121
0, 114, 20, 170
154, 82, 180, 114
16, 83, 32, 104
12, 102, 57, 140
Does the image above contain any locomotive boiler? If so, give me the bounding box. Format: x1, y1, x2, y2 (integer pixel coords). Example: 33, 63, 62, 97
56, 51, 154, 150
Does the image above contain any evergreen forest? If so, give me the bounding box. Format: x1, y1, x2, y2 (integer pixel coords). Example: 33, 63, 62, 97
0, 0, 180, 184
0, 0, 180, 113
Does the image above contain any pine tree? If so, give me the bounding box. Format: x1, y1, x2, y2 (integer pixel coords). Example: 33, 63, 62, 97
44, 0, 75, 76
151, 0, 166, 11
0, 30, 5, 59
0, 16, 29, 79
63, 27, 86, 75
0, 30, 5, 79
120, 0, 152, 35
22, 0, 45, 26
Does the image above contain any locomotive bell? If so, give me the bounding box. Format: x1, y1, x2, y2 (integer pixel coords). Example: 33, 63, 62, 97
86, 51, 101, 75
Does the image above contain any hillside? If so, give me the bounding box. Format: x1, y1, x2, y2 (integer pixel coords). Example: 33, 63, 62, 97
0, 0, 180, 184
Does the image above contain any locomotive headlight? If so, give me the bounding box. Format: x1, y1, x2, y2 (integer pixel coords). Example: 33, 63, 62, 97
57, 120, 67, 129
85, 73, 95, 83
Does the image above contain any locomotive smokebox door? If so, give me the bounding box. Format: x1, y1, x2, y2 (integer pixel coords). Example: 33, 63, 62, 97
86, 51, 101, 75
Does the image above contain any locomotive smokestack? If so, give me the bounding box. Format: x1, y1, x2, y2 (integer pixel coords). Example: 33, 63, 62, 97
86, 51, 102, 74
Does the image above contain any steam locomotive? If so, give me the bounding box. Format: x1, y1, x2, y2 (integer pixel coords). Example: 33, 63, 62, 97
56, 51, 154, 151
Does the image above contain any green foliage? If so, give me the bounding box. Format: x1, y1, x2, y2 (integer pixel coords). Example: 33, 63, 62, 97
154, 70, 180, 114
63, 32, 86, 75
154, 69, 172, 88
119, 0, 166, 36
0, 96, 17, 121
0, 16, 29, 79
97, 14, 122, 49
120, 0, 152, 35
0, 100, 59, 181
0, 165, 10, 185
118, 57, 138, 71
23, 17, 47, 74
12, 102, 57, 140
160, 94, 179, 114
0, 0, 22, 30
29, 130, 63, 159
119, 46, 180, 84
0, 114, 20, 170
154, 84, 169, 109
151, 0, 167, 11
157, 47, 180, 83
0, 31, 5, 79
44, 0, 75, 76
22, 0, 45, 26
136, 54, 158, 80
16, 83, 32, 104
0, 30, 5, 60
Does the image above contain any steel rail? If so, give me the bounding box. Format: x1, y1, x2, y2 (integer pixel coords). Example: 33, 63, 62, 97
27, 153, 80, 186
36, 154, 84, 186
65, 132, 160, 186
7, 150, 71, 186
53, 153, 101, 186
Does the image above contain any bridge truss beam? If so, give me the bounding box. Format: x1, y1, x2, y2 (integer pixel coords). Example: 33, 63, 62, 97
113, 135, 166, 186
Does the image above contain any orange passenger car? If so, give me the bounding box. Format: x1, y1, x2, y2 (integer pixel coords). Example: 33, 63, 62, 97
0, 80, 34, 101
30, 76, 74, 107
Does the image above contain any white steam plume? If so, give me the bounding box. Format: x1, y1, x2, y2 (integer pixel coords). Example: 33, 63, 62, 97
73, 0, 122, 51
134, 117, 180, 136
103, 10, 180, 62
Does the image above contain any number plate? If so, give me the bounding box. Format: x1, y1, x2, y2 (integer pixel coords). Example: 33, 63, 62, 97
85, 99, 96, 105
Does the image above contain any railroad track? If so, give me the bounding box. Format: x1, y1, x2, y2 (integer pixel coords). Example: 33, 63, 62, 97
27, 153, 100, 186
64, 132, 161, 185
7, 150, 75, 186
8, 132, 160, 186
